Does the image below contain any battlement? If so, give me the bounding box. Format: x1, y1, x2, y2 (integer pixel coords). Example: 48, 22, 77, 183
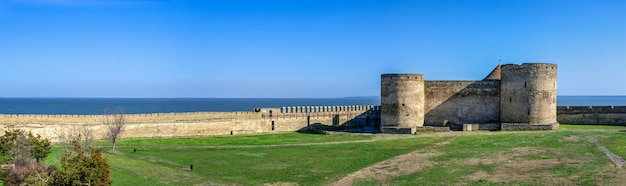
501, 63, 557, 70
425, 80, 500, 87
557, 105, 626, 125
0, 104, 381, 125
277, 105, 378, 113
557, 106, 626, 113
381, 74, 424, 80
0, 104, 383, 141
382, 62, 558, 133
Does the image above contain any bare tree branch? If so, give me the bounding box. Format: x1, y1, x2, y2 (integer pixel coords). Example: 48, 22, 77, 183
78, 124, 93, 150
104, 107, 125, 153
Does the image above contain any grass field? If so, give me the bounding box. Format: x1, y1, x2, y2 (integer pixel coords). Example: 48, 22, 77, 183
45, 124, 626, 185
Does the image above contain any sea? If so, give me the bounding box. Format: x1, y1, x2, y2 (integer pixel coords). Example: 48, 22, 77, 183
0, 96, 624, 115
0, 97, 380, 115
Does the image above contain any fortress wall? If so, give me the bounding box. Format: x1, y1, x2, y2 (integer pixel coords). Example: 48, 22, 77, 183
0, 112, 261, 125
424, 81, 500, 127
557, 106, 626, 125
380, 74, 425, 129
500, 63, 558, 125
1, 119, 272, 142
279, 105, 376, 113
0, 105, 378, 141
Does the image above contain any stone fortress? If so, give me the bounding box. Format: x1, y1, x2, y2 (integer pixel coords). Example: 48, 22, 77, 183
1, 62, 626, 140
380, 63, 559, 133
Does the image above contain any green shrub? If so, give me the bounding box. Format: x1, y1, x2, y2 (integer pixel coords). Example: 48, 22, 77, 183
53, 139, 111, 186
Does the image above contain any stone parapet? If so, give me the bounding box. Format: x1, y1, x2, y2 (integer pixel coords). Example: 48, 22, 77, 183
501, 123, 559, 131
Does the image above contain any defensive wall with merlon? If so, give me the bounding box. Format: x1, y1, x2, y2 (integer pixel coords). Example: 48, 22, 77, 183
3, 62, 624, 138
0, 105, 379, 142
0, 104, 624, 141
380, 63, 560, 133
557, 106, 626, 125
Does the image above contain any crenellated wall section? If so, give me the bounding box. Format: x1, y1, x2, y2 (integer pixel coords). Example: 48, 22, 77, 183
557, 106, 626, 125
380, 63, 560, 132
0, 105, 379, 142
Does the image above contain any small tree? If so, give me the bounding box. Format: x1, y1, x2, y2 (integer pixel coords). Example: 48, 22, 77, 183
28, 132, 51, 163
0, 130, 51, 163
0, 130, 54, 185
77, 124, 94, 149
104, 107, 125, 153
53, 138, 112, 186
6, 131, 32, 164
60, 124, 94, 151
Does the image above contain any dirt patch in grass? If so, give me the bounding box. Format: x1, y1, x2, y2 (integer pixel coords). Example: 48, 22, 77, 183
263, 182, 299, 186
463, 147, 556, 166
510, 146, 552, 153
468, 162, 577, 184
609, 169, 626, 185
463, 158, 500, 166
563, 135, 583, 142
329, 150, 441, 186
465, 147, 582, 185
580, 136, 625, 169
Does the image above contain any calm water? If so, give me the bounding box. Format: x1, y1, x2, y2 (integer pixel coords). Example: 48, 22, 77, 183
0, 96, 623, 115
0, 98, 380, 115
557, 96, 626, 106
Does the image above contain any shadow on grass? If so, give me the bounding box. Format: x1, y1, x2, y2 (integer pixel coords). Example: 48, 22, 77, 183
297, 123, 380, 135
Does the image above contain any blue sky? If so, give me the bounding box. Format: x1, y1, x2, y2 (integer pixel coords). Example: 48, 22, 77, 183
0, 0, 625, 98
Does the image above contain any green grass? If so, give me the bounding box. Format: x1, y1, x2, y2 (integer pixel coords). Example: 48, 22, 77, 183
93, 132, 374, 147
44, 128, 626, 185
104, 153, 190, 186
601, 131, 626, 158
382, 131, 615, 185
560, 124, 626, 130
111, 137, 445, 185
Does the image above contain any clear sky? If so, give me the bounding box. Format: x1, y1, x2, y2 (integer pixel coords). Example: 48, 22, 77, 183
1, 0, 625, 98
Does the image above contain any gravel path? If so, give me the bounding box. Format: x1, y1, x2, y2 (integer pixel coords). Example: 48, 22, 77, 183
583, 136, 625, 169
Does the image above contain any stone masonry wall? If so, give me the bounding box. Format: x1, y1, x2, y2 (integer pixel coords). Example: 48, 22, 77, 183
380, 74, 425, 129
4, 103, 624, 139
424, 80, 500, 127
557, 106, 626, 125
0, 105, 378, 142
500, 63, 558, 125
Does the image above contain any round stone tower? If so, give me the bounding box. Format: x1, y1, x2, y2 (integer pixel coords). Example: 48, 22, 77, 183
500, 63, 558, 125
380, 74, 425, 131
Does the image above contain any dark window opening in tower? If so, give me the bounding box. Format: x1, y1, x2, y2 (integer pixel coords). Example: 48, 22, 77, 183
525, 82, 527, 87
510, 97, 512, 102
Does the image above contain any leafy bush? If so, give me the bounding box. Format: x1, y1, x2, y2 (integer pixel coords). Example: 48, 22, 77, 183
52, 139, 112, 186
0, 130, 109, 186
0, 130, 51, 163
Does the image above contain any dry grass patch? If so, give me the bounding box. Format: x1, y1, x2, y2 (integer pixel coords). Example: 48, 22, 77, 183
330, 150, 442, 185
464, 147, 583, 184
263, 182, 299, 186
